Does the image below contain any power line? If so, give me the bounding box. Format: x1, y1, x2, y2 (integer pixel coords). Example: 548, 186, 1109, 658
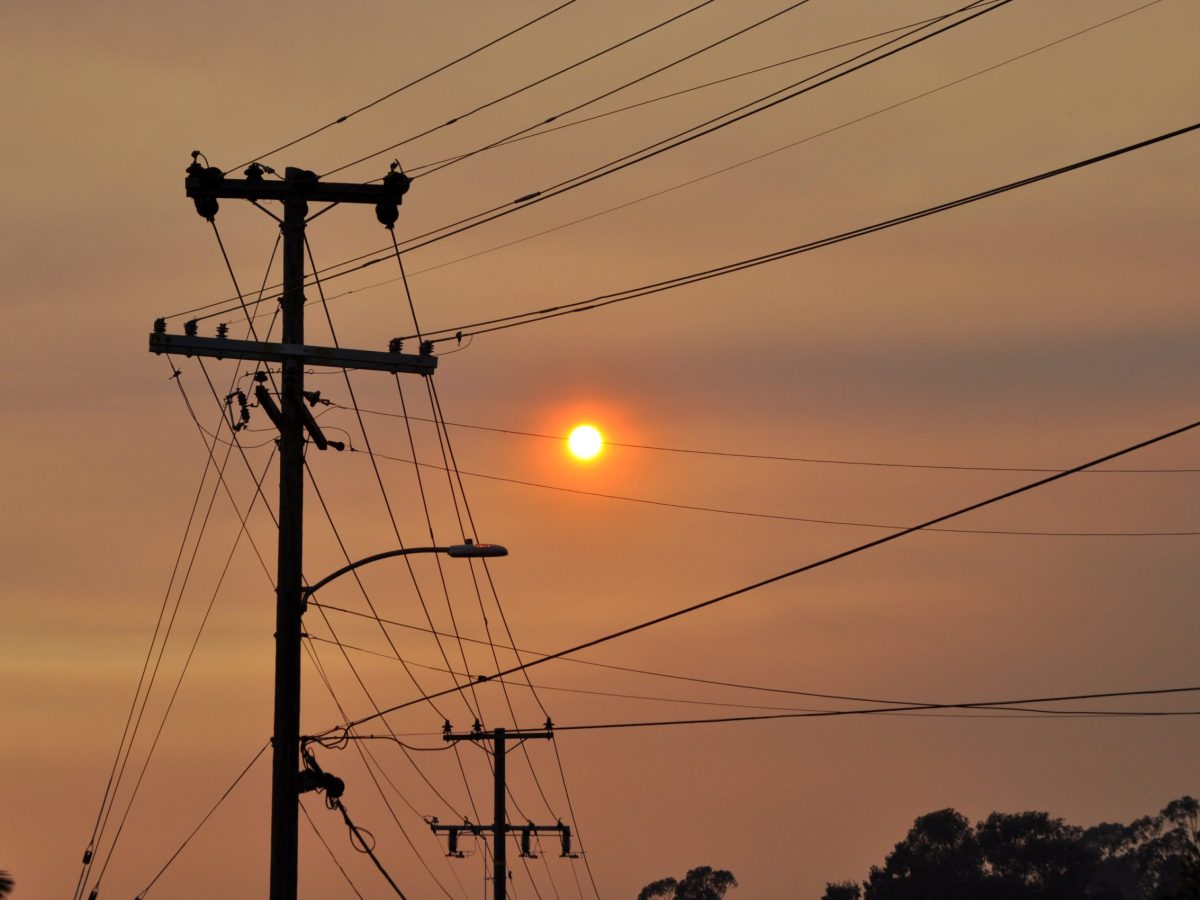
404, 7, 965, 175
305, 632, 1194, 721
301, 799, 366, 899
335, 402, 1199, 474
230, 0, 584, 171
202, 0, 1168, 329
317, 414, 1200, 735
166, 0, 1008, 326
411, 0, 819, 180
403, 121, 1199, 343
541, 685, 1200, 731
138, 742, 269, 897
349, 444, 1199, 537
306, 599, 1198, 715
322, 0, 720, 178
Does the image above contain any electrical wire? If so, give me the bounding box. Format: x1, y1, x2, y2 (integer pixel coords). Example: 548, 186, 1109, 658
386, 234, 573, 898
301, 798, 366, 899
336, 403, 1198, 474
304, 632, 1190, 720
316, 414, 1200, 735
349, 444, 1198, 537
331, 797, 410, 898
399, 121, 1200, 343
138, 742, 269, 896
308, 599, 1197, 713
327, 0, 1012, 282
80, 367, 255, 898
72, 373, 227, 900
322, 0, 720, 178
165, 0, 1009, 326
89, 379, 277, 893
423, 378, 599, 897
411, 0, 819, 180
230, 0, 584, 171
197, 236, 477, 892
541, 685, 1200, 731
404, 7, 966, 175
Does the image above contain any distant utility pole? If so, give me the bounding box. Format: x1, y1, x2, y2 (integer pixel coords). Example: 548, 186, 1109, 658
150, 156, 434, 900
431, 725, 576, 900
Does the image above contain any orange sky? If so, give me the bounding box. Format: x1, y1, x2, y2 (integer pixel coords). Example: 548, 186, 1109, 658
2, 1, 1198, 897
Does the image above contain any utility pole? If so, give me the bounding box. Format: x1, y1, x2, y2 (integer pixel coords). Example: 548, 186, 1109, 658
151, 155, 433, 900
431, 724, 576, 900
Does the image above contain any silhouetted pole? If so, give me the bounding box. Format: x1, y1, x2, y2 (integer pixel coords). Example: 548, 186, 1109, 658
436, 725, 571, 900
156, 157, 428, 900
269, 169, 308, 900
493, 728, 507, 900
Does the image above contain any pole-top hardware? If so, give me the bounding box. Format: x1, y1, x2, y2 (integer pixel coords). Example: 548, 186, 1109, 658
375, 164, 411, 230
184, 319, 198, 336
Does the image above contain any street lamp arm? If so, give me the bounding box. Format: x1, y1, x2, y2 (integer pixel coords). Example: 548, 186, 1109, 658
303, 547, 445, 598
302, 541, 507, 600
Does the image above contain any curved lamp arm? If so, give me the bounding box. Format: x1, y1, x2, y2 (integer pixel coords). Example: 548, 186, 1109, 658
302, 540, 507, 601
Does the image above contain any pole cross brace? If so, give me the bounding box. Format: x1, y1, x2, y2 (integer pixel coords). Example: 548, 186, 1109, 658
149, 332, 437, 375
428, 820, 576, 859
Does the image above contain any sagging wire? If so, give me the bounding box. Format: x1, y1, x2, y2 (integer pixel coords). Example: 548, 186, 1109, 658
136, 742, 269, 897
302, 638, 465, 899
79, 364, 254, 899
302, 748, 410, 898
389, 224, 566, 900
304, 232, 483, 723
301, 798, 366, 899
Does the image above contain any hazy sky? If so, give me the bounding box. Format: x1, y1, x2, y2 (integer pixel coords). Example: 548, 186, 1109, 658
2, 1, 1198, 897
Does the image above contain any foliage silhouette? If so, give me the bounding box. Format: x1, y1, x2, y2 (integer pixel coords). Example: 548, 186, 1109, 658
822, 796, 1199, 899
638, 865, 737, 900
0, 870, 13, 898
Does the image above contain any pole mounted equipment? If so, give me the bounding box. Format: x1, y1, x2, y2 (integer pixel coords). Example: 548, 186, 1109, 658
432, 725, 576, 900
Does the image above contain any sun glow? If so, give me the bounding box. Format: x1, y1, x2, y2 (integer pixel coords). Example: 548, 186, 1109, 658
567, 424, 604, 461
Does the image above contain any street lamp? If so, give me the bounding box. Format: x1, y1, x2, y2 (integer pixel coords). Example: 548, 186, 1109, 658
300, 539, 507, 609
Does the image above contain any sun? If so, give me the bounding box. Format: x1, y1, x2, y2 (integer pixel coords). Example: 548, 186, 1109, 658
567, 424, 603, 461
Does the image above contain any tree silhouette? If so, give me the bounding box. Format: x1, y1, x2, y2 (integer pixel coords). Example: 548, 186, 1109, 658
821, 881, 862, 900
0, 870, 14, 898
637, 865, 737, 900
826, 796, 1199, 900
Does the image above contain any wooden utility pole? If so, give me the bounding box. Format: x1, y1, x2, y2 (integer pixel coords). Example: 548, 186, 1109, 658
152, 156, 432, 900
432, 725, 576, 900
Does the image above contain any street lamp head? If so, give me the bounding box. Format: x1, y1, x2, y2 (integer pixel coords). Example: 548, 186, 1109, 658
447, 539, 508, 558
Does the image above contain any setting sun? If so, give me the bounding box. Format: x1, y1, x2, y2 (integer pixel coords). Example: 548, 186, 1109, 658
567, 424, 603, 460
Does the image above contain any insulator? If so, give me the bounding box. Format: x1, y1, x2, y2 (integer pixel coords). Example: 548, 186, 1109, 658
420, 339, 434, 357
153, 318, 165, 334
184, 319, 198, 336
375, 201, 399, 230
375, 167, 412, 229
216, 323, 229, 339
244, 163, 265, 181
388, 337, 403, 353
